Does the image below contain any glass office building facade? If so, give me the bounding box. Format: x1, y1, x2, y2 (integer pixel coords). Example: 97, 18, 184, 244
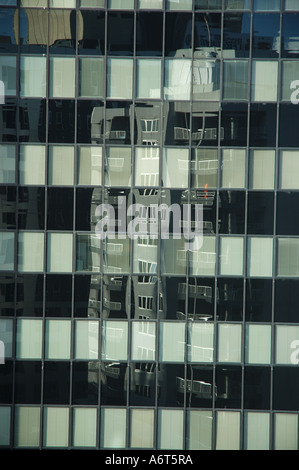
1, 0, 299, 451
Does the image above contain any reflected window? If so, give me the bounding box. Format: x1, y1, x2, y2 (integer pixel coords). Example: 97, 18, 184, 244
136, 59, 161, 99
165, 12, 191, 57
215, 366, 242, 409
136, 12, 163, 56
219, 191, 246, 234
191, 148, 218, 188
79, 58, 104, 98
251, 60, 278, 102
217, 278, 243, 321
249, 150, 275, 190
245, 278, 272, 322
223, 13, 251, 58
20, 56, 46, 98
107, 12, 134, 56
252, 13, 280, 58
0, 144, 15, 184
247, 192, 274, 235
17, 187, 45, 231
78, 10, 105, 55
275, 280, 299, 323
193, 59, 220, 101
280, 105, 299, 147
244, 367, 271, 410
105, 147, 132, 187
221, 103, 248, 147
250, 104, 277, 148
49, 9, 76, 54
221, 149, 246, 189
0, 56, 16, 97
164, 59, 191, 101
0, 275, 15, 316
0, 8, 17, 53
282, 13, 299, 58
105, 102, 132, 145
223, 60, 248, 100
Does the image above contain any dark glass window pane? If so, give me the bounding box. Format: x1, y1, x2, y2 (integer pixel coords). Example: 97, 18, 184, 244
72, 362, 99, 405
47, 188, 74, 231
158, 364, 184, 407
159, 277, 186, 320
188, 277, 215, 322
20, 8, 48, 54
164, 102, 191, 146
131, 275, 158, 321
75, 188, 95, 231
275, 280, 299, 323
217, 278, 244, 321
78, 10, 105, 55
105, 101, 132, 146
273, 367, 299, 411
247, 192, 274, 235
49, 9, 76, 55
282, 13, 299, 58
279, 104, 299, 147
195, 0, 222, 9
43, 361, 70, 405
223, 13, 251, 58
246, 279, 272, 322
244, 366, 271, 410
135, 102, 162, 146
0, 186, 16, 229
191, 104, 219, 147
0, 276, 14, 316
0, 8, 17, 53
45, 275, 72, 317
107, 12, 134, 56
186, 365, 214, 408
136, 12, 163, 56
194, 13, 222, 51
74, 274, 101, 318
0, 100, 17, 143
0, 360, 13, 403
165, 12, 192, 57
277, 192, 299, 236
19, 99, 46, 143
252, 13, 280, 58
130, 363, 156, 406
18, 187, 45, 230
219, 191, 246, 234
48, 100, 75, 144
221, 103, 248, 147
249, 104, 277, 147
101, 362, 127, 405
103, 276, 130, 319
16, 275, 44, 317
215, 365, 242, 409
14, 361, 41, 404
78, 100, 104, 145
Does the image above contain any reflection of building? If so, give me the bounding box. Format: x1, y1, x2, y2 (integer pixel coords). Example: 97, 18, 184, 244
1, 1, 299, 452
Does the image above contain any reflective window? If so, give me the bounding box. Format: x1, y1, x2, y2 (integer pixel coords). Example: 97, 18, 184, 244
223, 13, 251, 58
252, 13, 280, 58
277, 238, 299, 277
136, 12, 163, 56
282, 13, 299, 58
49, 57, 75, 98
20, 56, 46, 98
223, 60, 248, 100
78, 11, 105, 55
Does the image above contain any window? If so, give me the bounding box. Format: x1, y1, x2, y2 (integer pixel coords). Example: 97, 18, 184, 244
49, 57, 75, 98
159, 322, 185, 362
107, 59, 133, 99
